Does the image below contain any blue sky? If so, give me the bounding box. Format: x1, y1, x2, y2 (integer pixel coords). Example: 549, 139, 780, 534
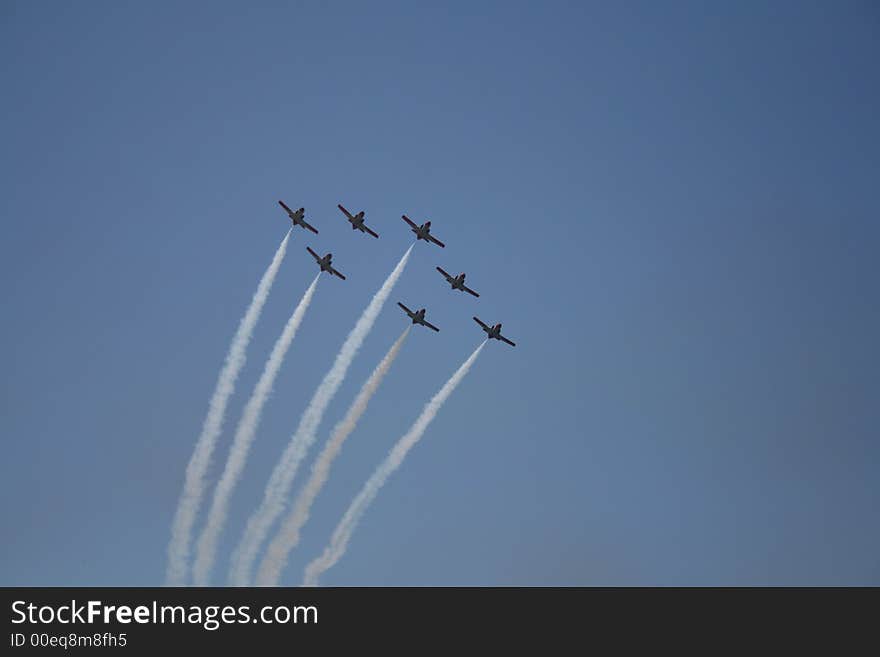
1, 1, 878, 585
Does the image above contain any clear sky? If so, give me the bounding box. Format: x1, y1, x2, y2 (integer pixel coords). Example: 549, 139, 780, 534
1, 1, 878, 586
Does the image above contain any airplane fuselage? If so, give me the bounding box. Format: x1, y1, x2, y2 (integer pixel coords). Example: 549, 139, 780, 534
408, 219, 433, 241
483, 324, 502, 339
283, 207, 307, 228
451, 274, 466, 290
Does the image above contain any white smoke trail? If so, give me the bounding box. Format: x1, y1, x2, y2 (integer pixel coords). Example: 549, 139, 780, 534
165, 230, 292, 586
255, 326, 412, 586
191, 274, 320, 585
302, 341, 486, 586
229, 245, 414, 585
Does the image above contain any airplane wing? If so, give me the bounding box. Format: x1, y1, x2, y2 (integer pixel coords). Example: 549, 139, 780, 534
473, 316, 490, 330
423, 320, 440, 332
463, 285, 480, 298
338, 204, 354, 221
301, 219, 319, 234
364, 225, 380, 238
278, 200, 294, 215
427, 234, 446, 248
397, 302, 414, 316
435, 266, 452, 281
330, 266, 346, 280
306, 246, 320, 262
401, 215, 418, 229
500, 336, 516, 347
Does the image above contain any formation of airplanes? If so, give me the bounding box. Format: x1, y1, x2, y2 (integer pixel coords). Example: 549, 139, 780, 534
278, 200, 516, 346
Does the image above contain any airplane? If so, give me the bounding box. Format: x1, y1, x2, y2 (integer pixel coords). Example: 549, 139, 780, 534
473, 316, 516, 346
436, 267, 479, 297
402, 215, 445, 248
278, 200, 319, 234
338, 204, 379, 238
306, 247, 346, 280
397, 302, 440, 332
